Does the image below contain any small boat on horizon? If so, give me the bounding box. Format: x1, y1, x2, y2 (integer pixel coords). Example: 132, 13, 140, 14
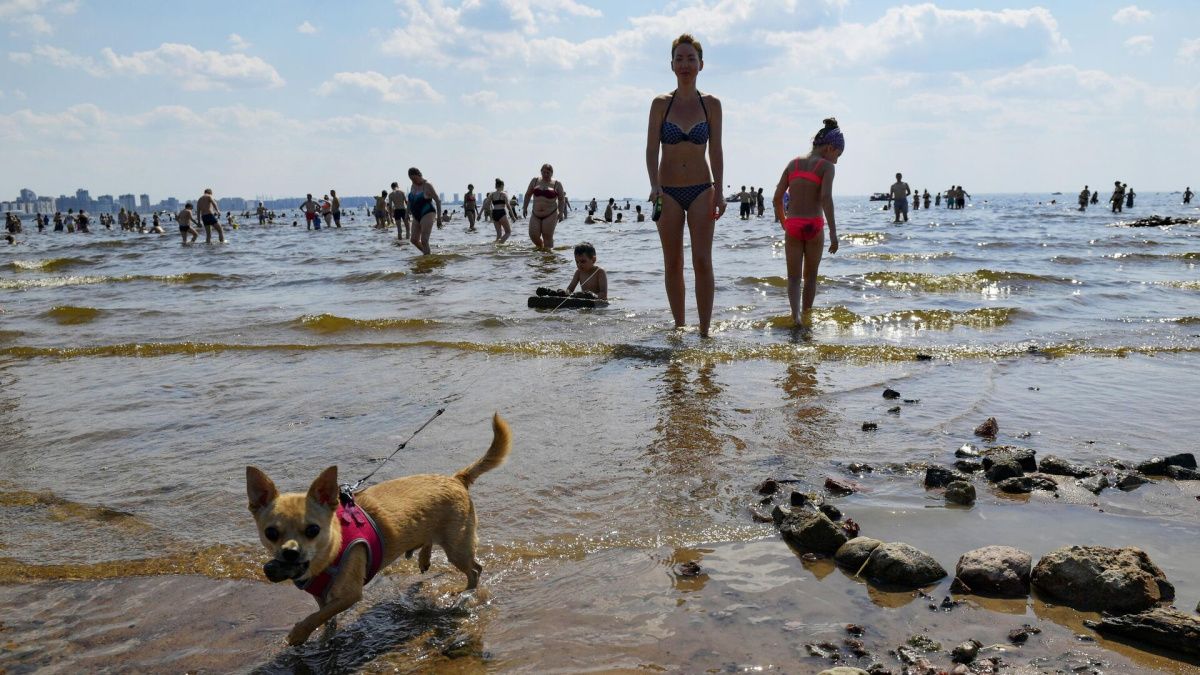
869, 193, 890, 201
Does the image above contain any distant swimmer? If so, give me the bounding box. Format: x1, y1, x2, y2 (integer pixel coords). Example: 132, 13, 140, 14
320, 195, 333, 228
196, 188, 225, 243
1091, 190, 1099, 205
739, 186, 752, 220
588, 197, 598, 216
646, 33, 724, 338
509, 195, 520, 220
604, 197, 615, 222
890, 173, 910, 223
387, 181, 409, 240
1125, 187, 1135, 208
75, 210, 90, 233
257, 201, 267, 225
935, 191, 941, 207
636, 204, 645, 222
176, 202, 199, 244
330, 189, 342, 227
301, 193, 322, 230
955, 185, 969, 209
1185, 187, 1194, 205
464, 184, 478, 231
912, 189, 920, 211
757, 187, 765, 217
486, 178, 512, 243
772, 117, 843, 325
150, 213, 163, 234
523, 163, 567, 250
406, 166, 442, 255
923, 190, 931, 209
1078, 186, 1090, 211
1110, 181, 1124, 213
373, 190, 387, 229
566, 241, 608, 300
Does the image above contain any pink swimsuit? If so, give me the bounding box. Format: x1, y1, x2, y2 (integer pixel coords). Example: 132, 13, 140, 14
294, 501, 385, 601
783, 157, 826, 242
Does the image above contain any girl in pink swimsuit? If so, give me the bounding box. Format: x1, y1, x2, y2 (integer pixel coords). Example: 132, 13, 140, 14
771, 118, 844, 325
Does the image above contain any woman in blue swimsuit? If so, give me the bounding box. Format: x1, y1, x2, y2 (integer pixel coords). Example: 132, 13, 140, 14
407, 167, 442, 255
645, 33, 725, 338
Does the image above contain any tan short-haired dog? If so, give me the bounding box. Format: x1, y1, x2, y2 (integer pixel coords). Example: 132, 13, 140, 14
246, 413, 511, 645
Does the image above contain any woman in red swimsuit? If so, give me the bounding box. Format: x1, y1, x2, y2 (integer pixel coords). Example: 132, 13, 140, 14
771, 118, 844, 326
523, 163, 567, 250
644, 33, 725, 338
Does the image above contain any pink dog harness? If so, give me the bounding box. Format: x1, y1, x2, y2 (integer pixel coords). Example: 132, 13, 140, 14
294, 502, 384, 601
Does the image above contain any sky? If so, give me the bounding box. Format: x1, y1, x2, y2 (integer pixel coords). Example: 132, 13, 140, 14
1, 0, 1198, 202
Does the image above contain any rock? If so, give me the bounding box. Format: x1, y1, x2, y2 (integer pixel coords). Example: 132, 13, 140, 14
951, 639, 981, 664
864, 542, 947, 588
779, 511, 848, 555
818, 668, 870, 675
997, 477, 1034, 494
954, 459, 983, 473
825, 477, 856, 495
944, 481, 976, 506
841, 518, 861, 539
1076, 474, 1109, 495
887, 406, 900, 414
981, 446, 1038, 472
819, 503, 842, 521
845, 624, 865, 636
883, 388, 901, 399
1115, 473, 1150, 490
1137, 453, 1197, 475
805, 641, 840, 660
953, 546, 1031, 597
848, 462, 873, 473
677, 561, 702, 577
843, 638, 869, 657
790, 491, 811, 507
906, 634, 941, 652
974, 417, 999, 438
834, 537, 883, 570
915, 353, 933, 361
1167, 465, 1200, 480
924, 466, 967, 488
985, 460, 1023, 483
1038, 455, 1095, 478
771, 504, 790, 525
1126, 215, 1200, 227
1007, 624, 1041, 644
1086, 607, 1200, 658
1031, 545, 1175, 613
756, 478, 779, 495
955, 444, 979, 458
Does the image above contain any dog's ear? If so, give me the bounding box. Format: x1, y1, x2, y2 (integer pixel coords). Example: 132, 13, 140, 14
307, 466, 339, 508
246, 466, 278, 513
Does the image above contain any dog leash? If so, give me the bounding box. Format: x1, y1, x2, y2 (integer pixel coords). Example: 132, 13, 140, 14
339, 406, 446, 504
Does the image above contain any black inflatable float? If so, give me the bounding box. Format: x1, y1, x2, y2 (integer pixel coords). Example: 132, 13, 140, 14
529, 287, 609, 309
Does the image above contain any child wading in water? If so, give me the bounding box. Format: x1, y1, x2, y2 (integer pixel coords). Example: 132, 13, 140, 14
567, 242, 608, 300
772, 117, 843, 326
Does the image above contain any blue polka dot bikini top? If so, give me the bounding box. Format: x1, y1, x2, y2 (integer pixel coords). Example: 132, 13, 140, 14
660, 91, 709, 145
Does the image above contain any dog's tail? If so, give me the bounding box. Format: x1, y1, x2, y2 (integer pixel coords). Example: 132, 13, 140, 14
455, 413, 511, 488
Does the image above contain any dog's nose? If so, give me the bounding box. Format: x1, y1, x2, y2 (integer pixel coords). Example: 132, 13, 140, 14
281, 548, 299, 563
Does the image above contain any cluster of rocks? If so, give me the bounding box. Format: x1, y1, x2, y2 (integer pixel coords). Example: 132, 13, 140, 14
1124, 215, 1200, 227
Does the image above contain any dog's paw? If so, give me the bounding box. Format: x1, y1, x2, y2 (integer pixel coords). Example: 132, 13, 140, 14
286, 624, 312, 646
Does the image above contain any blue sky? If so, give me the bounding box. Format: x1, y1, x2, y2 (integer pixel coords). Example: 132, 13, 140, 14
2, 1, 1198, 201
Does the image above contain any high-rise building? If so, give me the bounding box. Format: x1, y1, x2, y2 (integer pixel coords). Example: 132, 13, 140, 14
163, 197, 179, 212
118, 194, 136, 211
139, 194, 150, 211
76, 188, 90, 204
453, 193, 460, 203
19, 188, 36, 203
37, 196, 55, 214
97, 195, 115, 213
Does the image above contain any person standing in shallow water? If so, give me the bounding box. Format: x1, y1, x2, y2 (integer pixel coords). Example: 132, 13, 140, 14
1079, 185, 1090, 211
407, 167, 442, 255
645, 33, 724, 338
464, 184, 478, 231
1125, 186, 1135, 209
1185, 187, 1194, 205
772, 118, 842, 326
523, 164, 567, 250
890, 173, 910, 223
197, 188, 225, 243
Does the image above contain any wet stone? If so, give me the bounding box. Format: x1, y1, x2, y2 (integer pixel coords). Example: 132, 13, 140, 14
779, 511, 848, 555
1166, 465, 1200, 480
1007, 624, 1041, 644
955, 444, 980, 458
887, 406, 901, 414
790, 491, 811, 507
834, 537, 883, 570
924, 466, 967, 488
1038, 455, 1095, 478
1076, 473, 1109, 495
954, 459, 983, 473
1116, 473, 1150, 491
825, 477, 856, 495
944, 481, 976, 506
756, 478, 779, 495
985, 460, 1023, 483
864, 542, 947, 588
847, 462, 873, 474
1031, 545, 1175, 613
819, 503, 842, 521
981, 446, 1038, 473
1137, 452, 1197, 476
974, 417, 999, 438
951, 639, 981, 664
861, 422, 878, 431
883, 388, 901, 399
953, 546, 1031, 598
1085, 607, 1200, 659
997, 477, 1034, 494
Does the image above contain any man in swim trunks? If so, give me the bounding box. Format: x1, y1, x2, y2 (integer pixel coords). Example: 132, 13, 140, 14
300, 193, 322, 230
330, 189, 342, 227
890, 174, 910, 223
1078, 186, 1090, 211
196, 188, 225, 243
1185, 187, 1194, 205
176, 202, 199, 244
388, 181, 409, 240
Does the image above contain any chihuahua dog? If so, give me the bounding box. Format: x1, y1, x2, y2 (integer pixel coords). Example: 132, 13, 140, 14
246, 413, 511, 645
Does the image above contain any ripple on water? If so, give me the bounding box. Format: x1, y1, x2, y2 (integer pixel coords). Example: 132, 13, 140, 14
292, 314, 439, 333
0, 272, 239, 290
7, 256, 94, 273
42, 305, 103, 325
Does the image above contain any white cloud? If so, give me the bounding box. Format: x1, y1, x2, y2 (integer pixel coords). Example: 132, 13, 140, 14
460, 89, 534, 113
1112, 5, 1151, 24
297, 20, 317, 35
111, 44, 284, 89
500, 0, 600, 34
10, 42, 284, 89
228, 33, 251, 51
0, 0, 75, 35
316, 71, 443, 104
1180, 38, 1200, 63
1124, 35, 1153, 55
762, 5, 1068, 73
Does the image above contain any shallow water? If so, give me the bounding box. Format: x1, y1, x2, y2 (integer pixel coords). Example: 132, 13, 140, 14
2, 194, 1199, 672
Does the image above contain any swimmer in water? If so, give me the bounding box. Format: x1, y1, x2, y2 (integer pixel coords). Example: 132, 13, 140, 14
772, 117, 842, 326
407, 166, 442, 255
486, 178, 512, 243
176, 202, 199, 244
567, 241, 608, 300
